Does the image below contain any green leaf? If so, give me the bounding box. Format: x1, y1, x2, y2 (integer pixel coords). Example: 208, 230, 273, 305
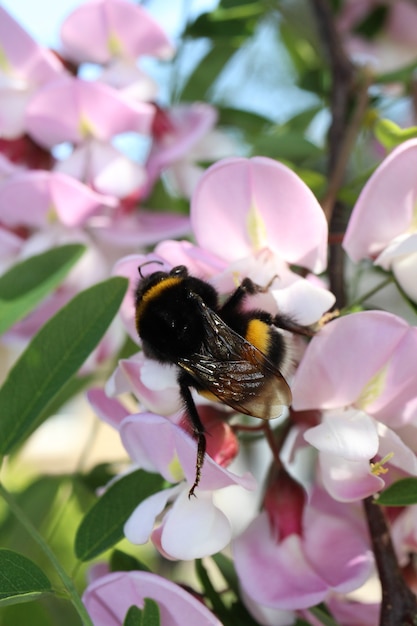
0, 276, 128, 454
124, 605, 142, 626
211, 553, 240, 594
0, 244, 85, 335
123, 600, 161, 626
376, 477, 417, 506
374, 118, 417, 151
142, 598, 161, 626
75, 469, 167, 561
0, 549, 51, 606
179, 43, 237, 101
195, 559, 229, 624
309, 605, 340, 626
110, 549, 151, 573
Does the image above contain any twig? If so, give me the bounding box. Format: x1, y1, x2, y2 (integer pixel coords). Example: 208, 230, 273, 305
364, 497, 417, 625
309, 0, 370, 309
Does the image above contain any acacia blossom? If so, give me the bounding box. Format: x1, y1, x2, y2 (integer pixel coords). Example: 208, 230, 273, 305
292, 310, 417, 501
87, 388, 256, 560
83, 570, 222, 626
338, 0, 417, 72
343, 138, 417, 302
0, 1, 190, 350
233, 482, 374, 614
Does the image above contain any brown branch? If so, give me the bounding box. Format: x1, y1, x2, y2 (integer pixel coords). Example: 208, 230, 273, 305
309, 0, 370, 308
364, 497, 417, 625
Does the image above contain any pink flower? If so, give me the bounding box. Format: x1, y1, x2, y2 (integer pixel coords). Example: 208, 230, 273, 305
88, 389, 256, 560
148, 157, 334, 326
233, 487, 373, 611
293, 311, 417, 426
61, 0, 174, 65
145, 103, 237, 198
25, 76, 154, 149
338, 1, 417, 72
0, 170, 116, 228
83, 570, 222, 625
0, 6, 64, 138
292, 311, 417, 501
343, 139, 417, 302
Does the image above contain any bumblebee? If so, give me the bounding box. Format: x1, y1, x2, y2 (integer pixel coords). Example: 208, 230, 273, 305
134, 262, 312, 496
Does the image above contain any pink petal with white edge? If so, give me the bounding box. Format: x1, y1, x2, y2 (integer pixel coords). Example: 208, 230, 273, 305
25, 77, 154, 148
114, 355, 181, 416
173, 426, 257, 492
239, 591, 296, 626
234, 512, 327, 610
292, 311, 410, 411
87, 387, 130, 429
147, 103, 218, 171
154, 240, 226, 277
191, 157, 328, 273
61, 0, 174, 65
90, 210, 190, 248
377, 422, 417, 475
361, 326, 417, 426
124, 485, 181, 545
119, 413, 179, 481
319, 451, 384, 502
303, 509, 373, 592
158, 489, 232, 559
0, 170, 116, 228
303, 410, 379, 460
82, 570, 222, 626
55, 141, 146, 198
0, 6, 63, 84
343, 139, 417, 261
272, 277, 335, 325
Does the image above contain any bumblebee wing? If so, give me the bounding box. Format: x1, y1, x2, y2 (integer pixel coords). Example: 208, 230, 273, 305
178, 299, 291, 420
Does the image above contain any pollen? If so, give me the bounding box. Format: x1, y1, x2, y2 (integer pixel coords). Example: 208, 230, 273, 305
371, 453, 394, 476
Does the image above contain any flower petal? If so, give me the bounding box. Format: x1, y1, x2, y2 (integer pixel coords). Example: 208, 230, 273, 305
191, 157, 328, 272
159, 489, 232, 559
83, 570, 222, 626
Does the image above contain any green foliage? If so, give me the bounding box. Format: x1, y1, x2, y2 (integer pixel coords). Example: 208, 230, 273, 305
110, 549, 151, 573
0, 549, 51, 606
75, 469, 167, 561
376, 478, 417, 506
374, 118, 417, 151
123, 599, 161, 626
0, 276, 128, 454
0, 244, 85, 335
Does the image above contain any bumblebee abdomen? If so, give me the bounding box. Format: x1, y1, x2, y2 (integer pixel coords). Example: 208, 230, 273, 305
245, 318, 272, 356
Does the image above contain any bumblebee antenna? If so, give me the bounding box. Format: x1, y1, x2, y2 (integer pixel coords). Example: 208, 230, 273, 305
138, 259, 164, 279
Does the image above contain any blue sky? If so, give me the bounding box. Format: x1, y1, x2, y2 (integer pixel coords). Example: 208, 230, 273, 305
1, 0, 218, 48
2, 0, 80, 47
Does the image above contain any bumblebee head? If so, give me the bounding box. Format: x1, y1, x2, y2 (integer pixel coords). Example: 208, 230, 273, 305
135, 262, 189, 304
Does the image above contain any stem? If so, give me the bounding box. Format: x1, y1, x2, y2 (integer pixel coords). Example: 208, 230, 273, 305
363, 497, 417, 625
309, 0, 371, 309
347, 275, 394, 309
0, 482, 94, 626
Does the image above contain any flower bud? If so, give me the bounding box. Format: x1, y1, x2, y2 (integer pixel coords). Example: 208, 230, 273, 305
263, 466, 306, 541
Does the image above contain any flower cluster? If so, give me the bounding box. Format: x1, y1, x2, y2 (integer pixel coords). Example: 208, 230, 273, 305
89, 150, 417, 624
0, 0, 234, 359
2, 2, 417, 626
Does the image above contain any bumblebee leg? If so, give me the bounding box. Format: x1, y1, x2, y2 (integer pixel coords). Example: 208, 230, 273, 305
272, 313, 315, 338
220, 277, 257, 315
178, 379, 206, 498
